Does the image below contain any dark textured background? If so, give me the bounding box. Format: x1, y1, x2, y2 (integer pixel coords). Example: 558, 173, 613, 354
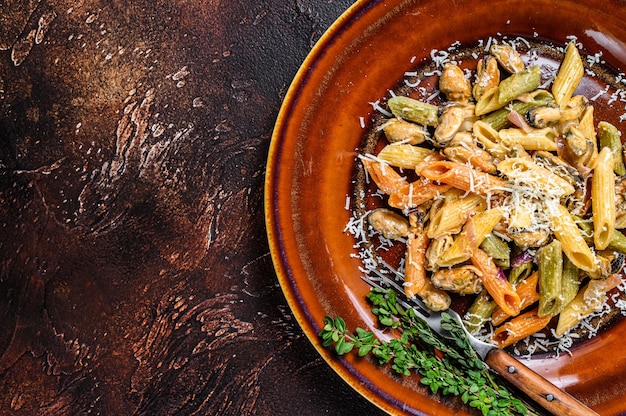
0, 0, 387, 414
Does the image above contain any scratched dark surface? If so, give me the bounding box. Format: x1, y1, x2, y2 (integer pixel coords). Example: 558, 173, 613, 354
0, 0, 387, 415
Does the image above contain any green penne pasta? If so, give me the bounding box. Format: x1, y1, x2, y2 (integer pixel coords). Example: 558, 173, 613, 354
574, 216, 626, 254
508, 260, 533, 285
609, 229, 626, 253
387, 96, 439, 126
537, 239, 563, 317
560, 257, 580, 309
463, 290, 496, 334
481, 90, 554, 131
480, 233, 510, 268
598, 121, 626, 176
497, 65, 542, 105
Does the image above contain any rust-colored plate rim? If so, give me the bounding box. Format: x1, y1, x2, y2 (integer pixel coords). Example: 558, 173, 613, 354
265, 2, 401, 413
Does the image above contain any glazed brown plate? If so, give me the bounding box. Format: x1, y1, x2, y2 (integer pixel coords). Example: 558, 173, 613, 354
265, 0, 626, 414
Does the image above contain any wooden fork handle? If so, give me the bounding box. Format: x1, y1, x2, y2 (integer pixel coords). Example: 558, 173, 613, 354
485, 348, 599, 416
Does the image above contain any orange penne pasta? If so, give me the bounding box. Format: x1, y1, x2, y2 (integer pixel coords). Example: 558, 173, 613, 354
471, 248, 521, 317
418, 160, 506, 195
492, 308, 552, 348
491, 271, 540, 326
443, 143, 497, 174
404, 231, 430, 298
361, 157, 408, 195
404, 229, 451, 311
388, 179, 451, 210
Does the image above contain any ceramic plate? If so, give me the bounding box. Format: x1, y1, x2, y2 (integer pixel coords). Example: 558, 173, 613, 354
265, 0, 626, 414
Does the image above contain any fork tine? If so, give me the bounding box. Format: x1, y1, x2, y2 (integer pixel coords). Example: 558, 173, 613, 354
360, 276, 414, 310
361, 268, 431, 314
360, 275, 451, 337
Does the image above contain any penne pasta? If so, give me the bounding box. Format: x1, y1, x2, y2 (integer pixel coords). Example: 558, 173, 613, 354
492, 308, 552, 348
560, 257, 581, 309
377, 143, 435, 170
476, 67, 541, 116
438, 208, 504, 267
597, 121, 626, 176
443, 142, 497, 174
387, 96, 439, 126
463, 290, 496, 334
498, 127, 557, 151
387, 179, 451, 211
427, 192, 486, 238
555, 273, 622, 336
537, 239, 563, 317
404, 218, 452, 311
592, 147, 616, 250
471, 248, 521, 317
475, 86, 505, 116
552, 42, 584, 108
491, 271, 540, 326
404, 229, 430, 298
480, 233, 510, 268
481, 90, 555, 131
547, 203, 598, 275
496, 65, 541, 105
497, 157, 575, 196
361, 157, 408, 195
418, 160, 507, 195
355, 38, 626, 350
508, 203, 534, 229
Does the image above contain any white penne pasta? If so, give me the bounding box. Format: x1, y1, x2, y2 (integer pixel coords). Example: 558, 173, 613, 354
592, 147, 616, 250
497, 157, 575, 196
377, 144, 434, 169
552, 42, 584, 108
578, 106, 598, 166
555, 274, 622, 336
438, 208, 504, 267
546, 203, 598, 274
427, 192, 486, 238
498, 127, 557, 151
472, 120, 507, 159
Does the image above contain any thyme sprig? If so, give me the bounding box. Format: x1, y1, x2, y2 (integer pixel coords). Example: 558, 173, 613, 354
319, 288, 536, 416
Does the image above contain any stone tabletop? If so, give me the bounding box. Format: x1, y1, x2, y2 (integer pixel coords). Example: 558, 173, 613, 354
0, 0, 386, 414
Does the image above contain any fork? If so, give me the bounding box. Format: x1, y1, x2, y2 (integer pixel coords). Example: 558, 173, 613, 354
361, 276, 599, 416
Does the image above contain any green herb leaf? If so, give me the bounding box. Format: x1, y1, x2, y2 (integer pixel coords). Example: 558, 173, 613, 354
319, 287, 537, 416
